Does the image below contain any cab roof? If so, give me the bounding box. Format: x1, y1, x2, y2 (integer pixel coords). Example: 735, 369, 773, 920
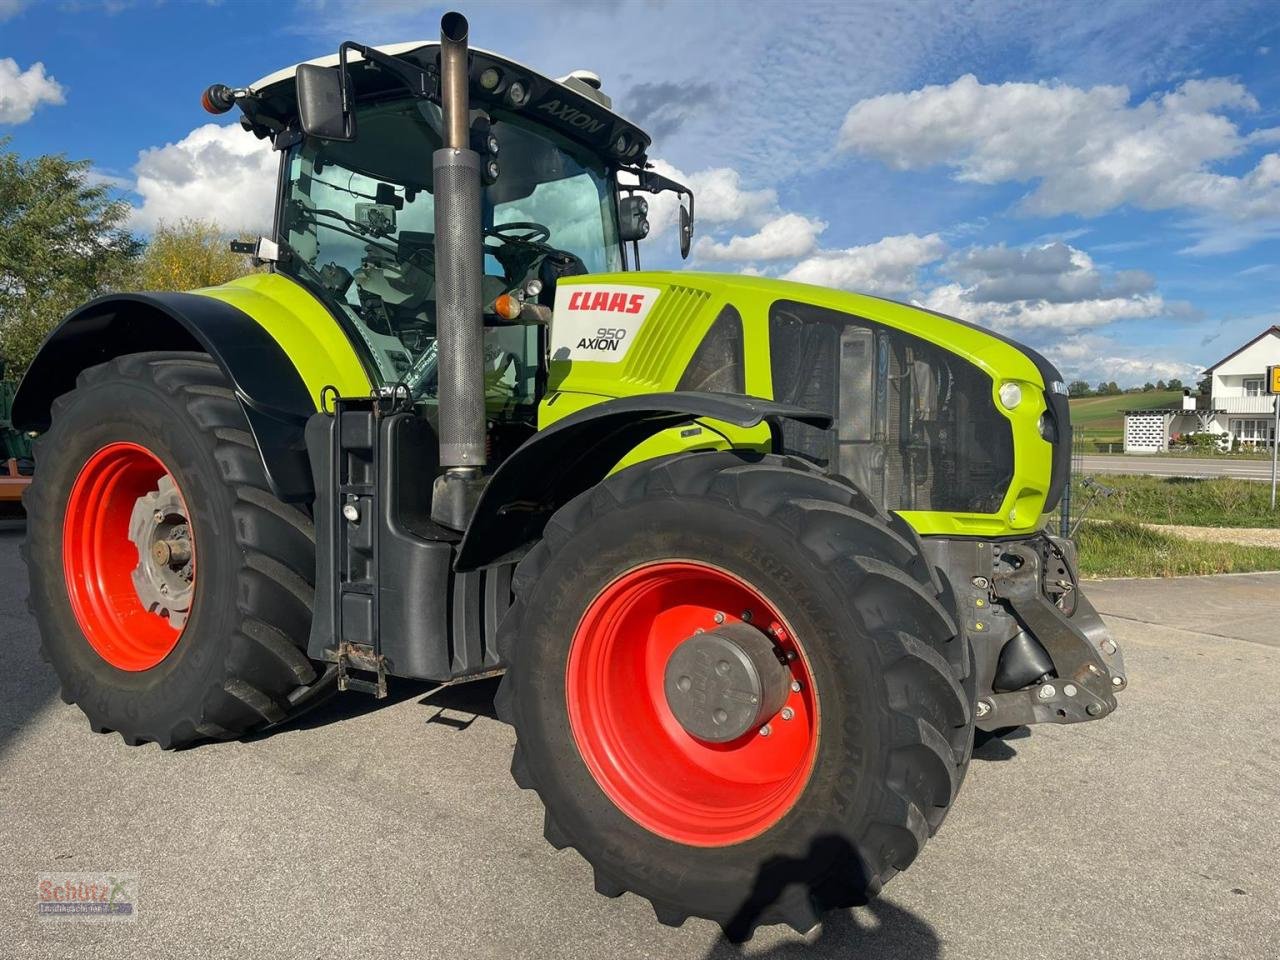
246, 41, 651, 165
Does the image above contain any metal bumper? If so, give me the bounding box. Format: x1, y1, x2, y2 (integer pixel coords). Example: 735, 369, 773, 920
977, 538, 1126, 729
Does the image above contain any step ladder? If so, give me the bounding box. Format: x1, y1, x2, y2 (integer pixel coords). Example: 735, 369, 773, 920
326, 395, 393, 698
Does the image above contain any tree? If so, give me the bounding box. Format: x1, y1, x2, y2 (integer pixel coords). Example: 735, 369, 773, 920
0, 138, 143, 376
1156, 379, 1166, 390
1097, 380, 1109, 395
1068, 380, 1092, 396
133, 219, 256, 292
1142, 382, 1155, 392
1107, 381, 1120, 395
1167, 378, 1183, 391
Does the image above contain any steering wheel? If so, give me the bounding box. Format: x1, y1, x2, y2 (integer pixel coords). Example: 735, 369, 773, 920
484, 221, 551, 248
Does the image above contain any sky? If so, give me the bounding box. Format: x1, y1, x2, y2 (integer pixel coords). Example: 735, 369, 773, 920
2, 0, 1279, 386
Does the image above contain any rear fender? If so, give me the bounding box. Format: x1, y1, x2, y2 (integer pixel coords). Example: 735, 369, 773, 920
12, 283, 370, 502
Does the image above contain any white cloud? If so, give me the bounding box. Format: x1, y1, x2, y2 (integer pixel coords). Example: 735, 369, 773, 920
0, 1, 27, 22
0, 58, 65, 124
838, 74, 1280, 221
1046, 334, 1197, 385
919, 282, 1166, 332
914, 239, 1176, 332
945, 241, 1154, 304
684, 166, 778, 226
631, 159, 780, 243
131, 123, 277, 234
694, 213, 826, 262
783, 233, 946, 295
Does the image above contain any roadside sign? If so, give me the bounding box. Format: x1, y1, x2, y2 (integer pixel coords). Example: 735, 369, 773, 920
1269, 364, 1280, 395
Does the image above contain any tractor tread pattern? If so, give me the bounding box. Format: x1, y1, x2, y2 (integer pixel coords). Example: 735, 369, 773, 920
494, 451, 973, 938
23, 351, 329, 748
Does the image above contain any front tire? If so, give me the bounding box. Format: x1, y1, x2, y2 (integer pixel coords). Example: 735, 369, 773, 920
24, 351, 329, 747
496, 451, 974, 937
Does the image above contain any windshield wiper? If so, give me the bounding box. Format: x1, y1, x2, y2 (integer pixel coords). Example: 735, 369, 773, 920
296, 207, 402, 258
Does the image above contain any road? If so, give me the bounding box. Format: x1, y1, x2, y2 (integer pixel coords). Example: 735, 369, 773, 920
1081, 454, 1277, 480
2, 530, 1278, 960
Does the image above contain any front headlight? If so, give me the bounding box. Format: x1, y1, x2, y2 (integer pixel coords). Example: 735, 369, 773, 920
998, 381, 1023, 410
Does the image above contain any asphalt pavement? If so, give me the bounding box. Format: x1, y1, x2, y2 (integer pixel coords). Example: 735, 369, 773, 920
2, 528, 1278, 960
1081, 453, 1277, 480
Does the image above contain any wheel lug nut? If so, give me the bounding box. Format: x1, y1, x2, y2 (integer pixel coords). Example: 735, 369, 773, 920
790, 680, 802, 693
759, 724, 771, 737
780, 707, 794, 721
713, 611, 725, 624
741, 610, 752, 622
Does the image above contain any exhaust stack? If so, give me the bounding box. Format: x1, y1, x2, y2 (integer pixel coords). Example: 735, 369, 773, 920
431, 10, 487, 530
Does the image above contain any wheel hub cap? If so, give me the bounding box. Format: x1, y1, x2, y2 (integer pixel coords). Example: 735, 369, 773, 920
127, 475, 194, 629
664, 622, 791, 742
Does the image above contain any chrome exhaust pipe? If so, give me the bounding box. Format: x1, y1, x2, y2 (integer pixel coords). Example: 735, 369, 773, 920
431, 10, 487, 529
439, 11, 471, 151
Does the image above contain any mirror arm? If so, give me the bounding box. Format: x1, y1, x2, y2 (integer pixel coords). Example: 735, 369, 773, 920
338, 41, 435, 102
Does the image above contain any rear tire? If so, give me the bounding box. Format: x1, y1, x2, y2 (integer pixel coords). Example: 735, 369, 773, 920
23, 351, 330, 748
496, 451, 974, 938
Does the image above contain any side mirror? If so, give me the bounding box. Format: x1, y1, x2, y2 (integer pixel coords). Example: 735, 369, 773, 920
296, 63, 355, 142
679, 203, 692, 260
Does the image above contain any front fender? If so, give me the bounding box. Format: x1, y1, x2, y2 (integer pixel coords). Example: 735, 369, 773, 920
454, 392, 830, 571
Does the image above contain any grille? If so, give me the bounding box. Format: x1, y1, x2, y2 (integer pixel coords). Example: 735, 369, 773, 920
622, 285, 711, 388
769, 301, 1014, 514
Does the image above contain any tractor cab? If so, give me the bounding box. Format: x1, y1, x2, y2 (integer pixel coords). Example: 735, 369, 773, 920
230, 39, 690, 447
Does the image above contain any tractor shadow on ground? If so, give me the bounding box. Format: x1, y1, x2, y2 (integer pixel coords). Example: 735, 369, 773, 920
705, 835, 941, 959
417, 675, 501, 729
269, 674, 501, 738
266, 676, 438, 736
971, 725, 1030, 762
0, 527, 62, 764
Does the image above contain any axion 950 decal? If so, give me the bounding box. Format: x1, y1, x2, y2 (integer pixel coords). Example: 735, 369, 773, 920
550, 284, 662, 363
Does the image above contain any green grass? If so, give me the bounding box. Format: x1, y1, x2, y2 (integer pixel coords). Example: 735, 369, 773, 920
1070, 473, 1279, 528
1076, 520, 1280, 578
1068, 390, 1182, 435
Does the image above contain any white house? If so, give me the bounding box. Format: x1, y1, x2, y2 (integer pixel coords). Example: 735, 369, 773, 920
1123, 325, 1279, 453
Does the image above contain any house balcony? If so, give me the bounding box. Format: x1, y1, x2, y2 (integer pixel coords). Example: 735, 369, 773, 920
1205, 396, 1279, 415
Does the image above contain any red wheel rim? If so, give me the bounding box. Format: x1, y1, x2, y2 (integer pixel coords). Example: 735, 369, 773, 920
62, 442, 193, 671
566, 561, 818, 847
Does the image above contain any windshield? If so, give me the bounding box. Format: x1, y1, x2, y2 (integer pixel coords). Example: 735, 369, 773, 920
277, 95, 622, 402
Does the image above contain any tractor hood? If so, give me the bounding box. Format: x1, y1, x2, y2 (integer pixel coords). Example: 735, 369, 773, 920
541, 271, 1070, 537
240, 42, 652, 167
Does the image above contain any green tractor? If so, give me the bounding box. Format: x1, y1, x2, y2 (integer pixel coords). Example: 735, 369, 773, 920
15, 12, 1125, 936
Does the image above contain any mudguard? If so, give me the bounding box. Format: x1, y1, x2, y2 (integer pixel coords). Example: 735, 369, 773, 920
11, 287, 366, 502
454, 392, 831, 571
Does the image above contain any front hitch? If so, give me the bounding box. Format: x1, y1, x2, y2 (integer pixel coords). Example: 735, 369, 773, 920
979, 538, 1126, 728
